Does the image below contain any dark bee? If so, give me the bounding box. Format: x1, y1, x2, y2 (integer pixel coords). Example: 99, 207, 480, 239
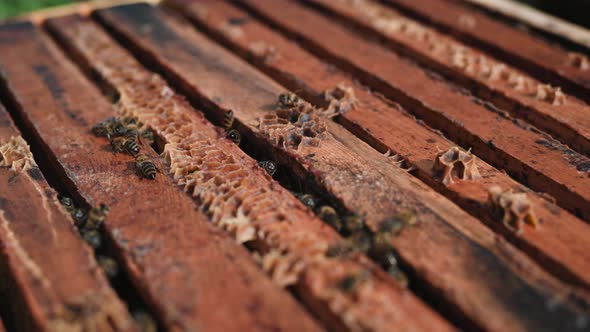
299, 194, 316, 210
110, 137, 126, 153
350, 229, 372, 253
258, 160, 277, 176
227, 129, 241, 145
84, 204, 109, 230
72, 208, 88, 228
387, 264, 409, 288
133, 311, 157, 332
140, 128, 155, 146
342, 214, 364, 234
338, 270, 369, 293
82, 229, 102, 249
223, 110, 235, 129
135, 154, 157, 180
326, 238, 356, 257
124, 137, 140, 155
59, 195, 75, 214
109, 121, 128, 138
91, 117, 116, 137
379, 209, 417, 235
318, 206, 342, 232
278, 92, 300, 108
97, 256, 119, 278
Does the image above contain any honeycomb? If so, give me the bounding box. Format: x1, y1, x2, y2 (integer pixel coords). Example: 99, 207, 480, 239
0, 136, 37, 171
432, 146, 481, 185
488, 186, 538, 234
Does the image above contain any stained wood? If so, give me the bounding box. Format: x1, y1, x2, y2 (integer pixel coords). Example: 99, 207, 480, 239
0, 104, 135, 332
46, 14, 452, 332
303, 0, 590, 157
0, 21, 325, 332
385, 0, 590, 103
236, 0, 590, 223
90, 4, 590, 331
166, 0, 590, 292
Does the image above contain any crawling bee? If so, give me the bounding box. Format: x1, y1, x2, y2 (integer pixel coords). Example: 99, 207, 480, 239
227, 129, 241, 145
135, 154, 157, 180
223, 110, 235, 129
72, 208, 88, 228
110, 137, 126, 153
97, 256, 119, 279
91, 117, 116, 137
318, 205, 342, 231
133, 311, 157, 332
82, 229, 102, 249
84, 204, 109, 230
123, 137, 140, 155
342, 214, 364, 234
59, 195, 75, 214
278, 92, 300, 108
298, 194, 316, 210
140, 128, 155, 146
338, 270, 369, 293
258, 160, 277, 176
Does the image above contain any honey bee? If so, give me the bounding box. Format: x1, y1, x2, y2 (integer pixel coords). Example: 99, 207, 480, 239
342, 214, 364, 234
59, 195, 75, 214
72, 208, 88, 228
258, 160, 277, 176
299, 194, 316, 210
326, 238, 356, 257
379, 209, 417, 235
135, 154, 157, 180
82, 229, 102, 249
387, 264, 409, 288
140, 128, 155, 146
318, 205, 342, 232
133, 311, 157, 332
223, 110, 235, 129
84, 203, 109, 230
226, 129, 241, 145
338, 270, 369, 293
110, 137, 126, 153
97, 256, 119, 279
278, 92, 300, 108
91, 117, 116, 137
124, 137, 140, 155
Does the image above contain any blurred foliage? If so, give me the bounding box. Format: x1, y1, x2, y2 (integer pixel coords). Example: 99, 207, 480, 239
0, 0, 74, 20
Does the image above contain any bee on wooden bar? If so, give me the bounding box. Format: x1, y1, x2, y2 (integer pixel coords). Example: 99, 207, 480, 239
97, 256, 119, 279
84, 204, 109, 230
82, 229, 102, 249
278, 92, 300, 108
140, 128, 155, 146
318, 205, 342, 232
299, 194, 316, 210
133, 311, 157, 332
135, 154, 157, 180
258, 160, 277, 176
72, 208, 88, 228
91, 117, 116, 137
338, 270, 369, 293
58, 195, 75, 214
227, 129, 242, 145
123, 136, 140, 156
223, 110, 235, 129
109, 136, 125, 153
342, 214, 364, 234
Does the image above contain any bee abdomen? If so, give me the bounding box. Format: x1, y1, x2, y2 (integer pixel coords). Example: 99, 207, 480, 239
223, 110, 234, 129
124, 138, 140, 155
135, 154, 157, 180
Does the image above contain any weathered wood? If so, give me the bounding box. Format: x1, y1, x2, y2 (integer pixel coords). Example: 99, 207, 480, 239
0, 317, 5, 332
90, 4, 590, 331
0, 104, 135, 332
46, 14, 452, 332
384, 0, 590, 103
464, 0, 590, 50
166, 0, 590, 292
0, 21, 325, 332
236, 0, 590, 223
302, 0, 590, 158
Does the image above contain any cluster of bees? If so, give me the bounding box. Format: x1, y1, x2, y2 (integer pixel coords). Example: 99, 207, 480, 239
58, 195, 119, 277
293, 191, 414, 288
92, 116, 157, 180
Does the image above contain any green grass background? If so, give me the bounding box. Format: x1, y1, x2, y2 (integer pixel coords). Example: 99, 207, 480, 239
0, 0, 74, 20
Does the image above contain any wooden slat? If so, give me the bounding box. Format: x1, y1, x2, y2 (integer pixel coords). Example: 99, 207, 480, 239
0, 104, 134, 332
236, 0, 590, 223
90, 4, 590, 331
384, 0, 590, 103
45, 14, 450, 332
166, 0, 590, 292
303, 0, 590, 157
0, 21, 325, 332
0, 317, 4, 332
